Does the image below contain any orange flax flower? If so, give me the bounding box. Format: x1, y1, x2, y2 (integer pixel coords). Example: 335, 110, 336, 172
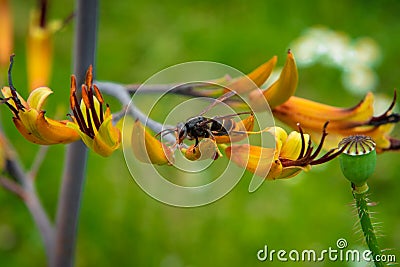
273, 92, 399, 152
0, 0, 13, 69
26, 3, 62, 91
131, 120, 174, 165
189, 51, 298, 109
1, 55, 79, 144
248, 50, 298, 110
226, 123, 346, 179
67, 66, 121, 157
225, 51, 398, 153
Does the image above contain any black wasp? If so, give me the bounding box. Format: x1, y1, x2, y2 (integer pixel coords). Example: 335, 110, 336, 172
157, 91, 253, 147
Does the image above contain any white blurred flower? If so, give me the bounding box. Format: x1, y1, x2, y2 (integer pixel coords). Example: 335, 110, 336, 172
290, 26, 381, 95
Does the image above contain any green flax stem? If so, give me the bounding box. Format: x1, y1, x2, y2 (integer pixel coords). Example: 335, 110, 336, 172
53, 0, 98, 266
353, 185, 384, 267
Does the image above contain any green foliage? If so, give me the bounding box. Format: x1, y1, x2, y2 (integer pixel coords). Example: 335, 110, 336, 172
1, 0, 399, 266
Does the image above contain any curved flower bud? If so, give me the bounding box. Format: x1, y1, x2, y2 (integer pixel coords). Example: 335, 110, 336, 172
27, 5, 62, 91
1, 57, 80, 145
67, 66, 121, 157
249, 50, 298, 110
280, 131, 310, 160
273, 91, 399, 152
227, 56, 277, 93
0, 0, 13, 68
131, 120, 174, 165
226, 144, 276, 177
226, 123, 345, 180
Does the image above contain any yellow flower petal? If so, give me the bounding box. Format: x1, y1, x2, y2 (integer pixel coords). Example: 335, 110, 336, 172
278, 166, 305, 179
1, 86, 28, 109
265, 160, 283, 180
249, 51, 298, 110
26, 87, 53, 110
273, 93, 374, 130
78, 93, 103, 135
0, 0, 13, 68
280, 131, 310, 160
226, 144, 275, 177
67, 121, 94, 147
92, 115, 121, 157
26, 10, 61, 91
226, 127, 325, 180
13, 115, 48, 145
131, 120, 174, 165
227, 56, 277, 93
264, 126, 287, 159
2, 86, 79, 145
15, 110, 80, 145
240, 113, 255, 131
247, 56, 278, 87
273, 92, 394, 151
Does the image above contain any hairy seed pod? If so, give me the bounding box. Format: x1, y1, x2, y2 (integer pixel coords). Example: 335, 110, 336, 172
339, 135, 376, 187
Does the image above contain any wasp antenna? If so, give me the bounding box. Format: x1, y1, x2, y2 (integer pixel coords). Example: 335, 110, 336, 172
161, 129, 178, 138
198, 90, 237, 116
155, 128, 176, 138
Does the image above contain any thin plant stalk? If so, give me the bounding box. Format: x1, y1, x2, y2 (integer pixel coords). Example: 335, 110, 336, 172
52, 0, 98, 266
2, 142, 55, 264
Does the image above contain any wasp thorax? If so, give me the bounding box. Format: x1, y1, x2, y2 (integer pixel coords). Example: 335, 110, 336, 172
339, 135, 376, 156
339, 135, 376, 187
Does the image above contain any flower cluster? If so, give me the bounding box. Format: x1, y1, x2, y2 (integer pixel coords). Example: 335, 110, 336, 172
1, 56, 121, 157
67, 66, 121, 157
130, 51, 399, 180
1, 49, 399, 173
226, 123, 346, 179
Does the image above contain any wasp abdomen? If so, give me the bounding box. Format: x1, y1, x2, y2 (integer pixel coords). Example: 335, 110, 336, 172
210, 118, 234, 136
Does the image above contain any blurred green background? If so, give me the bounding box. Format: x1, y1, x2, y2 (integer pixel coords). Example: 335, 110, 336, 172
1, 0, 399, 266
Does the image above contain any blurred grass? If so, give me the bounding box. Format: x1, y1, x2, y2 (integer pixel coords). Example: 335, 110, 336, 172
0, 0, 399, 266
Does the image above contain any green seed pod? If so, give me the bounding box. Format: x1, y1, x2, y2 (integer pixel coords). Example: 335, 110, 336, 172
339, 135, 376, 187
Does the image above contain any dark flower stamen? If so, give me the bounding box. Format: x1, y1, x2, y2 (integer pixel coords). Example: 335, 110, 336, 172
5, 54, 25, 111
69, 65, 107, 140
93, 84, 104, 122
281, 121, 348, 167
368, 90, 399, 126
70, 76, 91, 137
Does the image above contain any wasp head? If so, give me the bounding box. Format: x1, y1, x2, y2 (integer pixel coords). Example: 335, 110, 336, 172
177, 122, 187, 144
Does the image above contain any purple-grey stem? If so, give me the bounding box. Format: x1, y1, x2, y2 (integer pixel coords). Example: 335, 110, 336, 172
52, 0, 98, 266
2, 147, 55, 264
